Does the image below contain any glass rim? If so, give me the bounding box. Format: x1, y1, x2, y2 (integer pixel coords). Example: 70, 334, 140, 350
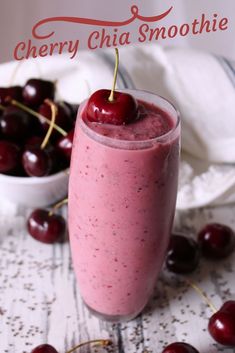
79, 89, 181, 149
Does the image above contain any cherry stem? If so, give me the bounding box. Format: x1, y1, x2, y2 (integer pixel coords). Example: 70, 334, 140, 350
10, 99, 67, 136
66, 339, 112, 353
108, 48, 119, 102
49, 197, 68, 216
40, 99, 57, 149
185, 278, 217, 314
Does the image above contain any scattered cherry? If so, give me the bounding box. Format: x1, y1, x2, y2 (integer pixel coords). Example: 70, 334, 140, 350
7, 86, 23, 102
86, 89, 139, 125
22, 147, 52, 177
56, 129, 74, 160
198, 223, 235, 259
27, 209, 66, 244
0, 140, 20, 173
166, 234, 200, 274
162, 342, 199, 353
31, 344, 58, 353
23, 78, 55, 106
208, 300, 235, 346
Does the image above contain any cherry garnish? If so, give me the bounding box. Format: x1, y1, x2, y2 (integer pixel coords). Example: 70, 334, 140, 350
208, 300, 235, 346
23, 78, 55, 107
166, 234, 200, 274
86, 89, 139, 125
0, 107, 32, 141
0, 86, 22, 105
198, 223, 235, 259
22, 147, 52, 177
27, 209, 66, 244
56, 129, 74, 160
31, 343, 58, 353
162, 342, 199, 353
38, 101, 73, 133
0, 140, 20, 173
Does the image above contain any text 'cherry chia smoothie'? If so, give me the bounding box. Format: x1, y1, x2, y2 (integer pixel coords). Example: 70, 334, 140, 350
68, 50, 180, 322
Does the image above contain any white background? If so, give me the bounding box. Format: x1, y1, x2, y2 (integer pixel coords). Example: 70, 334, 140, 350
0, 0, 234, 63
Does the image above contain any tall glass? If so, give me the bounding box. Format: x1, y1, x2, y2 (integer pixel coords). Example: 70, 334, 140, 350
68, 90, 180, 322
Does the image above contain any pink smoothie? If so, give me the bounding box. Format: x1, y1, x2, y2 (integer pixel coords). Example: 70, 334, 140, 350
68, 90, 180, 320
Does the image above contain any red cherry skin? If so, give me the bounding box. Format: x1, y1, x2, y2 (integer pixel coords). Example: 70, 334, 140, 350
23, 78, 55, 106
31, 343, 58, 353
86, 89, 139, 125
0, 140, 20, 173
0, 88, 9, 105
162, 342, 199, 353
198, 223, 235, 259
0, 108, 32, 141
0, 86, 22, 105
38, 101, 73, 132
25, 136, 44, 149
7, 86, 23, 102
27, 209, 66, 244
208, 301, 235, 346
56, 129, 74, 160
22, 147, 52, 177
62, 101, 79, 122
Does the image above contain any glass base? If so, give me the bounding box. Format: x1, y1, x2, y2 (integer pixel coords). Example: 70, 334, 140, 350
84, 302, 141, 323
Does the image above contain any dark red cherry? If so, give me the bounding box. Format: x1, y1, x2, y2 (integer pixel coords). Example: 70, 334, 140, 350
25, 136, 44, 149
31, 343, 58, 353
0, 88, 9, 105
208, 300, 235, 346
162, 342, 199, 353
0, 108, 32, 141
0, 86, 22, 105
27, 209, 66, 244
86, 89, 139, 125
38, 101, 73, 136
22, 147, 52, 177
0, 140, 20, 173
56, 129, 74, 160
23, 78, 55, 106
198, 223, 235, 259
166, 234, 200, 274
7, 86, 23, 102
62, 101, 79, 122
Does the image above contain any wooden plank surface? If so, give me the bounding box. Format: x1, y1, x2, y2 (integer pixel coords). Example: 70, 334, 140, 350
0, 203, 235, 353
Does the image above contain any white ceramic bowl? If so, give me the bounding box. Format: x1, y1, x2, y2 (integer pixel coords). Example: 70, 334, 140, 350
0, 53, 134, 208
0, 170, 69, 208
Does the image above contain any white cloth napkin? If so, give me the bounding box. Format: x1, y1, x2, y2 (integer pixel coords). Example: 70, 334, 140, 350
115, 45, 235, 209
0, 46, 235, 210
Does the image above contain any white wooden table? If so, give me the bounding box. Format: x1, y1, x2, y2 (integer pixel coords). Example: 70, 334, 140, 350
0, 202, 235, 353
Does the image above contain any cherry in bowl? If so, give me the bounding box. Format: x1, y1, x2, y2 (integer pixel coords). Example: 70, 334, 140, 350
0, 140, 20, 173
23, 78, 55, 107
